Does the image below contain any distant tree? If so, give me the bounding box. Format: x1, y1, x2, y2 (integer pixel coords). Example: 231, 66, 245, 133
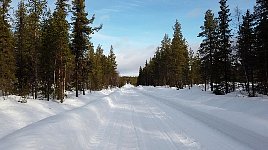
91, 45, 104, 90
191, 53, 202, 85
0, 0, 16, 96
137, 66, 143, 86
107, 45, 118, 87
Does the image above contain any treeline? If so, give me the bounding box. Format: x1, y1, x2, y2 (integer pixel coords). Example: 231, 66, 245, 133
0, 0, 119, 102
137, 21, 194, 88
137, 0, 268, 96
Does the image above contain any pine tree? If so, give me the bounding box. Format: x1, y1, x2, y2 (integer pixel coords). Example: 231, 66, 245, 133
108, 45, 118, 87
0, 0, 16, 96
191, 53, 202, 85
53, 0, 71, 102
217, 0, 232, 93
91, 45, 104, 90
254, 0, 268, 95
159, 34, 171, 85
137, 66, 143, 86
71, 0, 101, 97
39, 11, 55, 101
14, 0, 31, 100
85, 44, 94, 91
237, 10, 256, 96
27, 0, 47, 99
170, 20, 189, 88
39, 0, 72, 102
198, 9, 219, 91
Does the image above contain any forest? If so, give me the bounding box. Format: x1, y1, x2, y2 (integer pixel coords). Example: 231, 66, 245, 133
0, 0, 119, 102
0, 0, 268, 103
137, 0, 268, 97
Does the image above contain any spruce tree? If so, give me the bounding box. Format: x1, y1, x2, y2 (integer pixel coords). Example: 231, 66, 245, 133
254, 0, 268, 95
72, 0, 101, 97
217, 0, 232, 93
137, 66, 143, 86
159, 34, 171, 85
39, 11, 55, 101
108, 45, 118, 87
14, 0, 31, 100
53, 0, 71, 102
27, 0, 47, 99
0, 0, 16, 96
170, 20, 189, 88
198, 9, 218, 91
237, 10, 256, 96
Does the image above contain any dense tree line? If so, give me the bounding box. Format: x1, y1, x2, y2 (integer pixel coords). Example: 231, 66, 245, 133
137, 20, 201, 88
198, 0, 268, 96
138, 0, 268, 97
0, 0, 119, 102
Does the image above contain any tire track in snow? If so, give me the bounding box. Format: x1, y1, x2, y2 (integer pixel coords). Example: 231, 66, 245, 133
137, 88, 268, 150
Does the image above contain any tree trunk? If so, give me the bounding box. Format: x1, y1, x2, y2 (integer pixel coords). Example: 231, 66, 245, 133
76, 60, 78, 97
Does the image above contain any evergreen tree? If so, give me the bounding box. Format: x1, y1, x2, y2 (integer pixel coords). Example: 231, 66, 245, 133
27, 0, 47, 99
39, 0, 71, 102
71, 0, 101, 97
14, 0, 31, 100
0, 0, 16, 96
91, 45, 104, 90
191, 54, 202, 85
137, 66, 143, 86
198, 9, 219, 91
108, 45, 118, 87
85, 44, 94, 91
254, 0, 268, 95
159, 34, 171, 85
237, 10, 256, 96
217, 0, 232, 93
53, 0, 71, 102
170, 20, 189, 88
39, 11, 55, 101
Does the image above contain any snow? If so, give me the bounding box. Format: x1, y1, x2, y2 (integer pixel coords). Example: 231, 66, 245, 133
0, 85, 268, 150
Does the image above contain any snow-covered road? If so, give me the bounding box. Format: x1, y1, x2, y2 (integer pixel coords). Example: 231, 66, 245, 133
0, 85, 268, 150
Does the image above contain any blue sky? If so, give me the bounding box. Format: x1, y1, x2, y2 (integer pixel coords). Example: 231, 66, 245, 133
88, 0, 255, 76
11, 0, 256, 76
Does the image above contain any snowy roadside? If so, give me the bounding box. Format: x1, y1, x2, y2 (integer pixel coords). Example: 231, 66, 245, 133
0, 85, 267, 150
0, 89, 115, 140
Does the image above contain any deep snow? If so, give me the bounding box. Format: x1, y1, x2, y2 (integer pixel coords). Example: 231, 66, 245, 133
0, 85, 268, 150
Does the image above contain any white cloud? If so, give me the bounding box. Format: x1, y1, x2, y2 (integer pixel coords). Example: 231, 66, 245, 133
92, 33, 157, 76
116, 45, 156, 76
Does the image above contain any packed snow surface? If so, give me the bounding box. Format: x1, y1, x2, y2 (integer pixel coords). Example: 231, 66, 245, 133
0, 84, 268, 150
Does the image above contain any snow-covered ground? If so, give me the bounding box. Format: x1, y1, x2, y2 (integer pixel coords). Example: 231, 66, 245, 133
0, 85, 268, 150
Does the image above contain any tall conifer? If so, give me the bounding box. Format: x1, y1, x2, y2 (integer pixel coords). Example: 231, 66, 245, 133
71, 0, 101, 97
0, 0, 16, 96
218, 0, 232, 93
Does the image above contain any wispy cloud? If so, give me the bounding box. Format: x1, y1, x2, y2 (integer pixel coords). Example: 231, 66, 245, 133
187, 8, 202, 18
